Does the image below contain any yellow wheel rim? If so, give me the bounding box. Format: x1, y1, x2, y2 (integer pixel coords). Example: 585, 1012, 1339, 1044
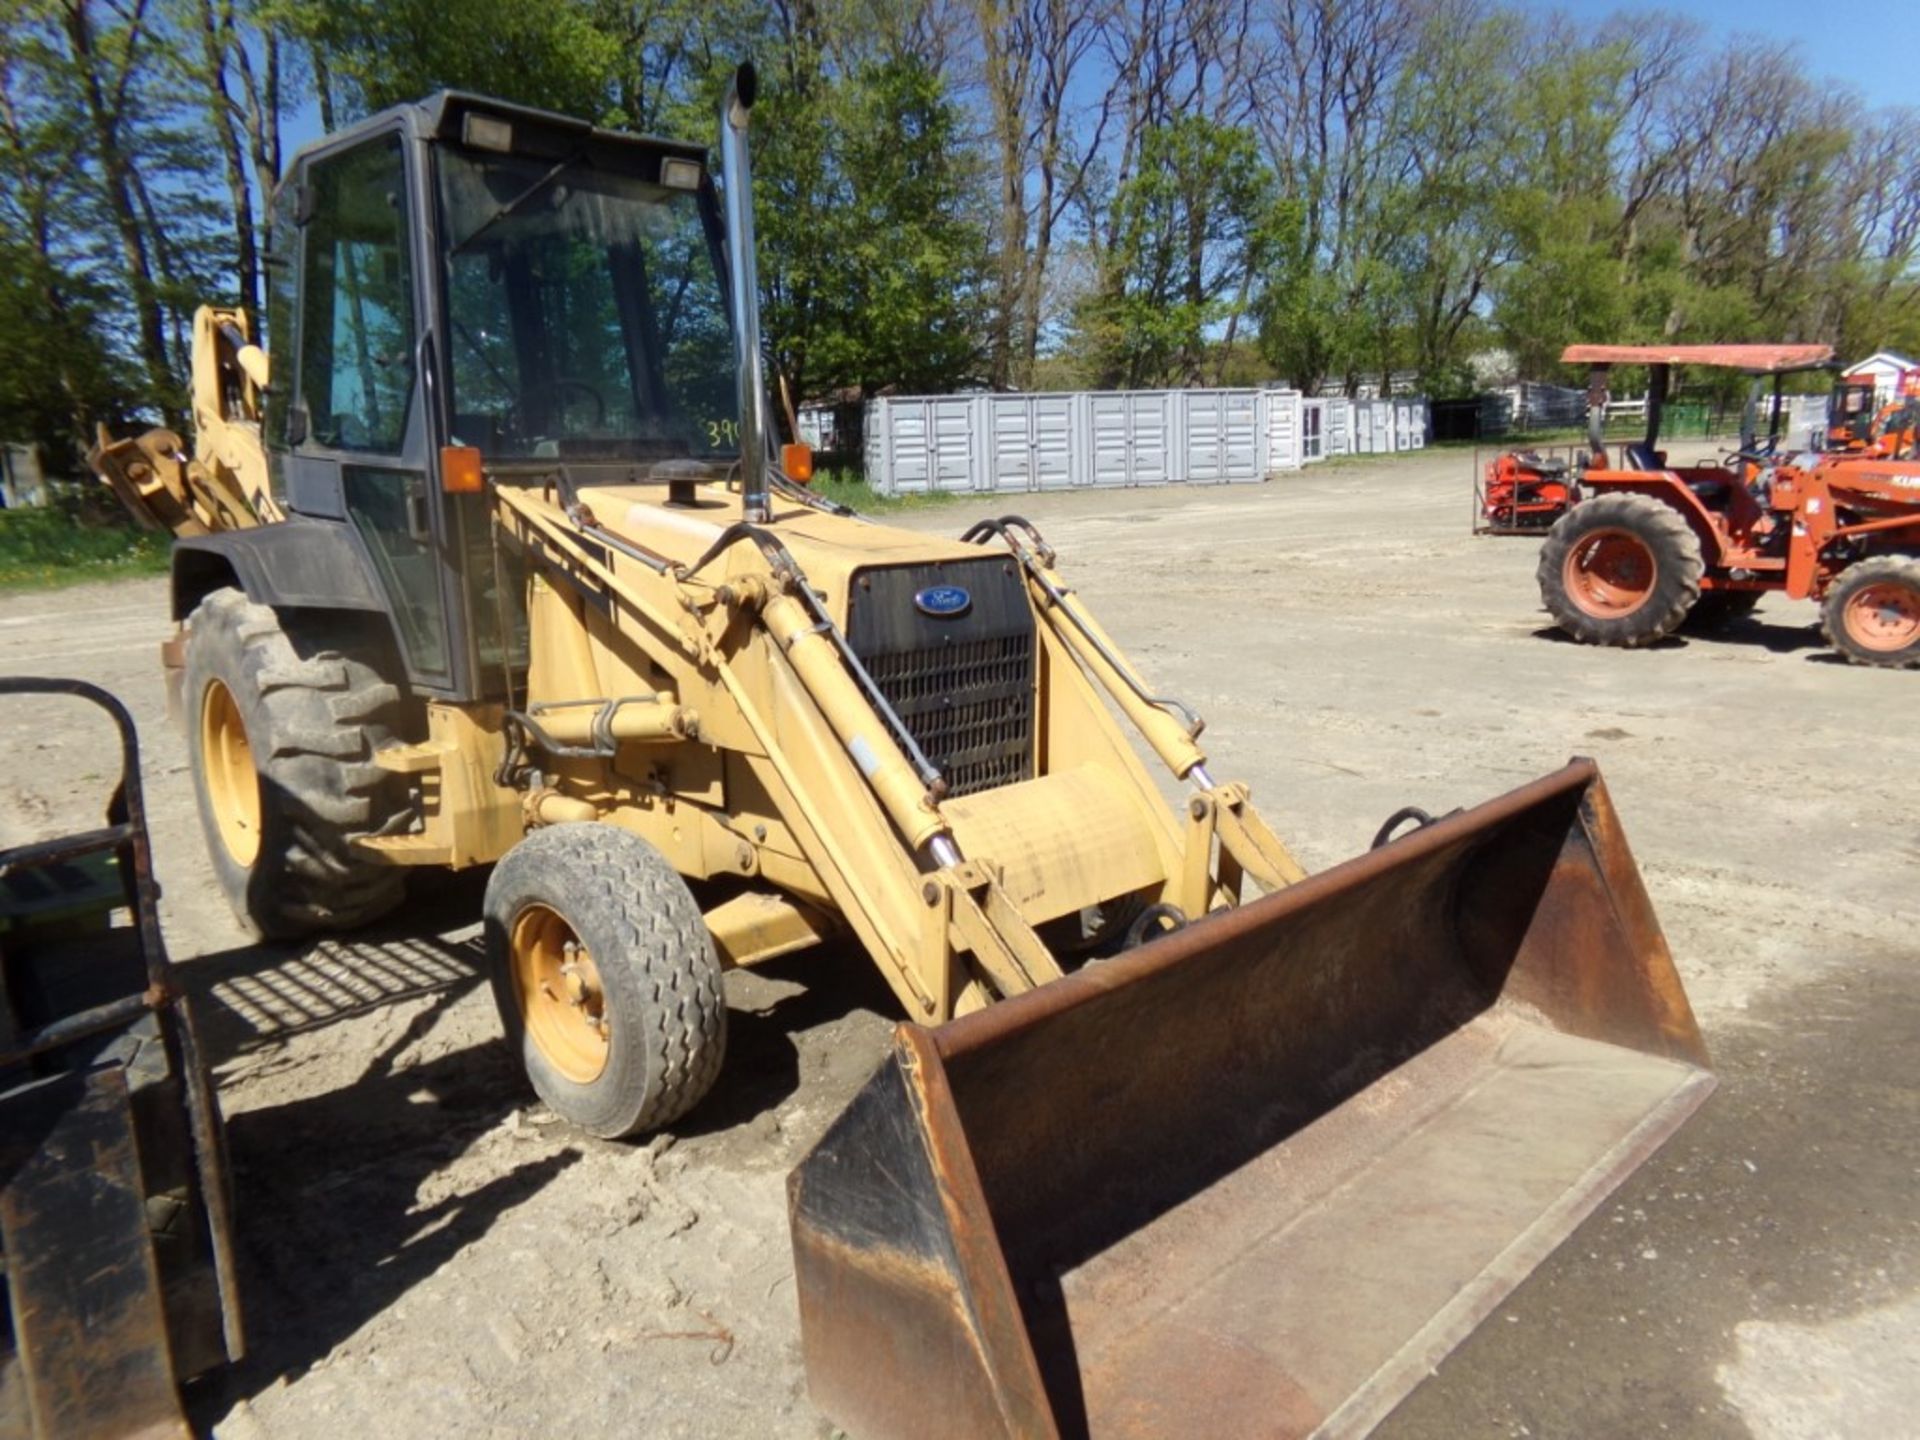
200, 678, 262, 868
510, 904, 610, 1083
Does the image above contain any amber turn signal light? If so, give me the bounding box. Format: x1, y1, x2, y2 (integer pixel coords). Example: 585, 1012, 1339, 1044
781, 442, 814, 484
441, 445, 484, 494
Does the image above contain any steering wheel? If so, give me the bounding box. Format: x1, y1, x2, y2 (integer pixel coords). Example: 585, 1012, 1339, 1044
518, 376, 608, 430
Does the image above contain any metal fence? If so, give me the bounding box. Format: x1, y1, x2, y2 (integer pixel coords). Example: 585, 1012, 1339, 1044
1507, 382, 1587, 431
865, 389, 1430, 495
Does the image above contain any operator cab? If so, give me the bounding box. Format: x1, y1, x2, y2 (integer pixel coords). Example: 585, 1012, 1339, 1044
261, 93, 743, 700
1827, 375, 1877, 451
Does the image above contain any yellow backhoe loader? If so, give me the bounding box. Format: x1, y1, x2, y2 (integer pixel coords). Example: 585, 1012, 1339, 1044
90, 66, 1713, 1437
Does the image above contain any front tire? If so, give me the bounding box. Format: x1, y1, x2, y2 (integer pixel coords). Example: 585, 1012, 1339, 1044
1538, 493, 1704, 646
1821, 557, 1920, 668
483, 825, 727, 1138
183, 589, 410, 937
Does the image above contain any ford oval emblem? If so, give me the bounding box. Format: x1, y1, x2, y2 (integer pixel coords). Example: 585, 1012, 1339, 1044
914, 584, 972, 617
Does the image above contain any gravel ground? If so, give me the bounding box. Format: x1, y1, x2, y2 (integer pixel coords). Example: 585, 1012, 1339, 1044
1, 446, 1913, 1438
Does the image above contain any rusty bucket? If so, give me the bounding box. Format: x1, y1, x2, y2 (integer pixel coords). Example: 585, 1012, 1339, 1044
788, 759, 1712, 1439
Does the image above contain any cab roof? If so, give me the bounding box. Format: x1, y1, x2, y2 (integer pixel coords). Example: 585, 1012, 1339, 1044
284, 90, 708, 176
1560, 343, 1834, 374
417, 91, 707, 163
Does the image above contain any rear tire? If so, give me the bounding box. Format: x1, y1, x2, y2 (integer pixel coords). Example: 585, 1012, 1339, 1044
183, 589, 410, 938
1821, 557, 1920, 668
483, 825, 727, 1138
1538, 493, 1704, 647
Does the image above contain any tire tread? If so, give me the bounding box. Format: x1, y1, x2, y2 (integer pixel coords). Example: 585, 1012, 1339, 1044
1820, 556, 1920, 669
185, 589, 409, 936
483, 825, 726, 1137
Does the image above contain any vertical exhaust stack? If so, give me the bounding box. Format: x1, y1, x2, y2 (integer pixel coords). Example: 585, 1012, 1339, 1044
720, 63, 771, 524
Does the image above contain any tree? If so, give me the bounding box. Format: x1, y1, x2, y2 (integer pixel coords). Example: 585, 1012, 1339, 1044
3, 0, 232, 441
971, 0, 1104, 387
274, 0, 623, 116
760, 52, 989, 408
1076, 116, 1274, 388
0, 51, 134, 458
10, 0, 1920, 478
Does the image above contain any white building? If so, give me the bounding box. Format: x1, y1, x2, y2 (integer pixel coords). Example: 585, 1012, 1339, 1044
1, 443, 48, 509
1841, 351, 1918, 410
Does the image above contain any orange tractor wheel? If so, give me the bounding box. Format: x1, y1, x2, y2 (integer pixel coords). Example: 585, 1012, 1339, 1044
1537, 494, 1704, 647
1822, 557, 1920, 669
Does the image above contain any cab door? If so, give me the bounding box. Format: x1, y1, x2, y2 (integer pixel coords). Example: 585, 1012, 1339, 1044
281, 128, 456, 690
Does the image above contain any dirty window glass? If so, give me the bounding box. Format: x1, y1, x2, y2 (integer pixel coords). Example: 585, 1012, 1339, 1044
301, 136, 415, 452
342, 466, 445, 675
439, 147, 737, 463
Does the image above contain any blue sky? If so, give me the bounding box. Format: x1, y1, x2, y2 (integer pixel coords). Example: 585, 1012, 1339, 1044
1552, 0, 1918, 109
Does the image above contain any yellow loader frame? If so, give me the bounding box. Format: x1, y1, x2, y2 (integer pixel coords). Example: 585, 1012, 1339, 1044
367, 476, 1305, 1025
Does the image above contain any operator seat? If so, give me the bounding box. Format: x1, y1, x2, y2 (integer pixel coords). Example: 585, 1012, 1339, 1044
1623, 442, 1664, 471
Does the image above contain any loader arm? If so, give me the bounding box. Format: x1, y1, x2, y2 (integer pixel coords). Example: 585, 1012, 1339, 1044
964, 515, 1308, 894
487, 481, 1300, 1021
88, 306, 284, 538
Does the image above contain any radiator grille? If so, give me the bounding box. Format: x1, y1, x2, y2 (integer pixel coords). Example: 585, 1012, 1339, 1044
844, 558, 1037, 799
863, 633, 1035, 797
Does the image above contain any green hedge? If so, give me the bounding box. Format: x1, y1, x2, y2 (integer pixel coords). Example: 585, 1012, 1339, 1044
0, 504, 169, 591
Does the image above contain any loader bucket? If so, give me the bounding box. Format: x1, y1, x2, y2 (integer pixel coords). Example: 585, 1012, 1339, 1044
788, 759, 1712, 1440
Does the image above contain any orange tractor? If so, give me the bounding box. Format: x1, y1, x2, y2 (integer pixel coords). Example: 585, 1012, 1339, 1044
1827, 372, 1881, 451
1535, 344, 1920, 668
1826, 367, 1920, 458
1477, 448, 1580, 533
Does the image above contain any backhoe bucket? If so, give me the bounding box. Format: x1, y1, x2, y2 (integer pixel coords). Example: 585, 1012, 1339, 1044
788, 759, 1712, 1439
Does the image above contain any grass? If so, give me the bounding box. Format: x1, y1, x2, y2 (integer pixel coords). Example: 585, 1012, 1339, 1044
809, 469, 959, 513
0, 504, 170, 592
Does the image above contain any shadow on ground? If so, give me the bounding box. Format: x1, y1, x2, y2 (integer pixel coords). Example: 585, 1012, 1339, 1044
1381, 941, 1920, 1438
1529, 614, 1845, 660
177, 885, 902, 1428
676, 944, 902, 1140
187, 1011, 566, 1423
1530, 624, 1690, 651
186, 869, 493, 1060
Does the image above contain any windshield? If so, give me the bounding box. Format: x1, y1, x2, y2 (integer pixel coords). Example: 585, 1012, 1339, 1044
437, 146, 739, 465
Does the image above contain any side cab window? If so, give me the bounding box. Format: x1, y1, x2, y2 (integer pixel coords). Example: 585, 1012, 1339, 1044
300, 136, 416, 452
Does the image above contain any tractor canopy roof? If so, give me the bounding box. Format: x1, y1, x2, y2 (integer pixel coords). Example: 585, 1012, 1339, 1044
1561, 344, 1834, 374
